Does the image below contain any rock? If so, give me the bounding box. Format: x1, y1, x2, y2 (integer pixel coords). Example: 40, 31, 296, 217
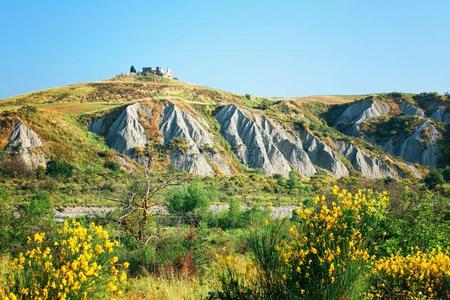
169, 150, 214, 176
89, 103, 151, 156
89, 102, 231, 176
381, 119, 441, 166
215, 104, 316, 177
6, 120, 43, 151
300, 131, 349, 177
335, 99, 392, 135
159, 103, 231, 175
392, 161, 422, 178
429, 106, 450, 124
335, 141, 397, 178
4, 120, 46, 169
106, 103, 151, 156
399, 101, 424, 117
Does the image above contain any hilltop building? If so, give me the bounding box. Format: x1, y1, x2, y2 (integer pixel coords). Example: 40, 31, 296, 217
140, 67, 174, 79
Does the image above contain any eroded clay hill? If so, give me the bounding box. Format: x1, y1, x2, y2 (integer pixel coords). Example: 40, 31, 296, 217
325, 93, 449, 167
84, 100, 421, 178
1, 77, 446, 179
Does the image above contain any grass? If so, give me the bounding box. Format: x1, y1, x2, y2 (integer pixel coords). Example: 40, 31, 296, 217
124, 275, 212, 300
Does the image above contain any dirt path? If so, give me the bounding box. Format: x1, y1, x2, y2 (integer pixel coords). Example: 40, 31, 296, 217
53, 204, 299, 221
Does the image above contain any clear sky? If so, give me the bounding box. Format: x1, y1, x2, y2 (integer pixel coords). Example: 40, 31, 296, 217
1, 0, 449, 99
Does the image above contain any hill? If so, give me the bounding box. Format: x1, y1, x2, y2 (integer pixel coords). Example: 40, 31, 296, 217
0, 75, 448, 205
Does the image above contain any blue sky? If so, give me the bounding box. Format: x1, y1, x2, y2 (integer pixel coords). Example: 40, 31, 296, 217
0, 0, 449, 99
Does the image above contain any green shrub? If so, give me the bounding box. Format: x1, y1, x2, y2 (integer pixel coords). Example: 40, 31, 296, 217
0, 191, 55, 254
35, 166, 46, 179
424, 168, 444, 189
119, 226, 210, 277
2, 220, 127, 299
216, 199, 243, 230
376, 190, 450, 256
287, 170, 299, 191
104, 161, 120, 171
212, 187, 387, 299
0, 186, 6, 201
166, 182, 210, 223
46, 160, 73, 179
443, 166, 450, 182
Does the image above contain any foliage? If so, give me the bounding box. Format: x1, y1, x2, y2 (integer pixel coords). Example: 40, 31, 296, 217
376, 190, 450, 256
35, 166, 46, 179
286, 170, 299, 192
0, 186, 6, 201
424, 168, 445, 189
104, 161, 120, 172
118, 225, 210, 278
211, 186, 389, 299
46, 160, 74, 179
443, 166, 450, 182
1, 220, 128, 300
275, 186, 387, 299
166, 182, 210, 217
206, 201, 271, 230
368, 248, 450, 299
0, 192, 56, 254
17, 104, 38, 118
130, 65, 137, 73
125, 273, 211, 300
216, 198, 243, 230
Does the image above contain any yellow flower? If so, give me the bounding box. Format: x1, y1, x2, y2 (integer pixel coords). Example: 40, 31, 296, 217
33, 232, 45, 243
95, 245, 104, 254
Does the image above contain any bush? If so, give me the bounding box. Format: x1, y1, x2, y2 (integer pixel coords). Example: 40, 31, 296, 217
104, 161, 120, 172
119, 225, 210, 277
35, 166, 46, 179
166, 182, 209, 216
206, 201, 271, 230
376, 190, 450, 256
287, 170, 299, 191
217, 199, 242, 230
424, 168, 445, 189
212, 186, 389, 299
368, 249, 450, 299
443, 166, 450, 182
1, 220, 128, 299
46, 160, 73, 179
0, 191, 55, 254
0, 186, 6, 201
275, 187, 387, 299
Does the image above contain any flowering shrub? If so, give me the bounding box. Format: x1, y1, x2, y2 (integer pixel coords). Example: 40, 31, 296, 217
369, 248, 450, 299
1, 220, 128, 300
276, 186, 389, 299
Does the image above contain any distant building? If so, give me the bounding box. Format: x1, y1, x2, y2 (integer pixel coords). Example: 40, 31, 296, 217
140, 67, 174, 79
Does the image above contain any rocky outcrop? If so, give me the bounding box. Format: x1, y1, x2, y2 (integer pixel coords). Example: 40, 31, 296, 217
399, 101, 424, 117
334, 99, 391, 135
429, 106, 450, 124
335, 141, 397, 178
89, 103, 151, 156
89, 102, 231, 176
159, 103, 231, 175
377, 119, 441, 167
4, 120, 46, 169
299, 131, 349, 177
215, 105, 316, 177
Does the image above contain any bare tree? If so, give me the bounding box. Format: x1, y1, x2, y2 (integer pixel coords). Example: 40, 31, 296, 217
115, 156, 186, 246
